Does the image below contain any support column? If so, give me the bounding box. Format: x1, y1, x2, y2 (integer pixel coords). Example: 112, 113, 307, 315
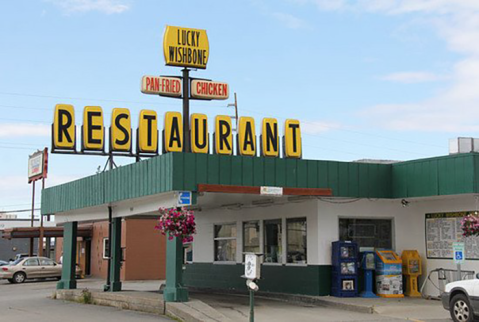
109, 217, 122, 292
57, 221, 77, 290
163, 237, 189, 302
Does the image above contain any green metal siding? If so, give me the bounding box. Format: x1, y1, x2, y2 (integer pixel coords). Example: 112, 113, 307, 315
171, 153, 391, 198
42, 152, 479, 215
183, 263, 332, 296
391, 153, 477, 198
41, 153, 175, 215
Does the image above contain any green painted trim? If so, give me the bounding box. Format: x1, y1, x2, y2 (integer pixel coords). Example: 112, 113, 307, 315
57, 222, 77, 290
42, 152, 479, 215
184, 263, 332, 296
164, 237, 189, 302
109, 217, 122, 292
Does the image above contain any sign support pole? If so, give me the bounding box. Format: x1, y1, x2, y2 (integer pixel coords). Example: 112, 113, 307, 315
182, 68, 190, 153
457, 263, 462, 282
249, 289, 254, 322
29, 180, 36, 256
38, 177, 45, 257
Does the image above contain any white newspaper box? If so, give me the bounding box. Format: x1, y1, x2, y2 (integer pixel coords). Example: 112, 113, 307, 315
245, 253, 261, 280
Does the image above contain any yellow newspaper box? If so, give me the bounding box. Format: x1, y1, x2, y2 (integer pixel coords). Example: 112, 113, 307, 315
401, 250, 422, 297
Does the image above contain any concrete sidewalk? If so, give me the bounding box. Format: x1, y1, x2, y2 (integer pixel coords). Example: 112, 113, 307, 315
54, 279, 232, 322
53, 279, 450, 322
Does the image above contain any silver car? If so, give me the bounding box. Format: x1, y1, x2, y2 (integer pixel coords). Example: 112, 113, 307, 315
0, 257, 82, 283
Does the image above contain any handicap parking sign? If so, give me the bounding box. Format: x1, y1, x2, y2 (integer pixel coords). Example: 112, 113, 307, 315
453, 242, 465, 264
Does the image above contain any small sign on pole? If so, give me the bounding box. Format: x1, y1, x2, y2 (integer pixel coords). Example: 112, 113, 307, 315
245, 253, 261, 280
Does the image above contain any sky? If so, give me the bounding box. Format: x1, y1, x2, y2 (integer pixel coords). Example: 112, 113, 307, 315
1, 0, 479, 216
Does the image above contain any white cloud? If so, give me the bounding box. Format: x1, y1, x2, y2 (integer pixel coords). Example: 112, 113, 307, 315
302, 121, 341, 134
47, 0, 130, 14
379, 71, 446, 83
0, 123, 50, 138
300, 0, 479, 132
272, 12, 311, 29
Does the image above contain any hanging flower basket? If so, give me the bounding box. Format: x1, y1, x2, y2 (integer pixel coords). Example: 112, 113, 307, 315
461, 213, 479, 237
155, 207, 196, 243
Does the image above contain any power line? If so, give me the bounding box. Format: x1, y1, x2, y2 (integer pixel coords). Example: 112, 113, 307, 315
0, 91, 445, 155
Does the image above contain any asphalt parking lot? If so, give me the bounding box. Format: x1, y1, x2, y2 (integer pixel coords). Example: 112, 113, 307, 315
0, 278, 171, 322
0, 278, 453, 322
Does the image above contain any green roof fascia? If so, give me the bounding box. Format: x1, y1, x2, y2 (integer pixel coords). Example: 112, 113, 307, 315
41, 152, 393, 215
41, 153, 175, 215
391, 152, 479, 198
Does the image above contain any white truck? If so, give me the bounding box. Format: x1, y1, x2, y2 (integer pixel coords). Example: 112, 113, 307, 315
442, 273, 479, 322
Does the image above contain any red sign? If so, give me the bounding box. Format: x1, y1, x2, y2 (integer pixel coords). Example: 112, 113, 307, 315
141, 76, 182, 97
28, 148, 48, 183
191, 80, 229, 100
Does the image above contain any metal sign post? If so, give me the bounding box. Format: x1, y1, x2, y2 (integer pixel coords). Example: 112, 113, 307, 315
243, 253, 262, 322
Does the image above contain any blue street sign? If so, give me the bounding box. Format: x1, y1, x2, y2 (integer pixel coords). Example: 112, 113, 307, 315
178, 191, 192, 206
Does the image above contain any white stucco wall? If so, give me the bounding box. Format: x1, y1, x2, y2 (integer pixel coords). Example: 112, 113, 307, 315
193, 193, 479, 297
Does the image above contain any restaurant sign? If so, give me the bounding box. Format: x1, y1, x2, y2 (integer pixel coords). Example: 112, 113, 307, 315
163, 26, 209, 69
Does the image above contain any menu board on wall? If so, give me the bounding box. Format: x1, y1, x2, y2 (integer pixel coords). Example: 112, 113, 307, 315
426, 212, 479, 260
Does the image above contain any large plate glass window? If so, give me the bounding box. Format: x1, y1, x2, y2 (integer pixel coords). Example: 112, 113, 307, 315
287, 217, 307, 264
214, 223, 237, 262
339, 218, 392, 249
243, 221, 260, 257
264, 219, 282, 263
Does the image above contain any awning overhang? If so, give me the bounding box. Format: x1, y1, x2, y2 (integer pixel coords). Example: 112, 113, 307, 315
2, 225, 93, 239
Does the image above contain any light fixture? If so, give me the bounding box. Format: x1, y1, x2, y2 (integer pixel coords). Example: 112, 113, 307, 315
287, 195, 314, 203
220, 203, 243, 210
251, 199, 274, 207
401, 199, 409, 207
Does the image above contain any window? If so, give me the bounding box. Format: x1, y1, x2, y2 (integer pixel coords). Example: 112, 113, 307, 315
23, 258, 39, 266
103, 238, 110, 260
287, 218, 307, 264
214, 224, 237, 262
40, 258, 54, 266
243, 221, 260, 254
264, 219, 282, 263
184, 243, 193, 263
339, 218, 393, 249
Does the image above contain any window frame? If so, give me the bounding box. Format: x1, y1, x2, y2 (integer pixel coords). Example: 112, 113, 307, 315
213, 223, 237, 263
286, 217, 308, 265
338, 217, 395, 250
103, 237, 110, 260
263, 218, 283, 265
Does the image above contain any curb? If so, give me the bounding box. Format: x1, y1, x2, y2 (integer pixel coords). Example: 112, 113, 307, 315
189, 288, 375, 315
53, 289, 232, 322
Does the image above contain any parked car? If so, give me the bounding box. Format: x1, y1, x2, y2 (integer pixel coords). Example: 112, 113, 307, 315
442, 273, 479, 322
0, 260, 8, 266
0, 256, 82, 284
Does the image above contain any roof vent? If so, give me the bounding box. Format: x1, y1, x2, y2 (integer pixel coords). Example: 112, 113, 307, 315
449, 137, 479, 154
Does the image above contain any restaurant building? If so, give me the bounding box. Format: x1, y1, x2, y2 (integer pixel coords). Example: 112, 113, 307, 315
41, 150, 479, 298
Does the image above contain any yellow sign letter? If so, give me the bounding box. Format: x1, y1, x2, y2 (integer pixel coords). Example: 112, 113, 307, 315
261, 118, 279, 157
164, 112, 183, 152
214, 116, 233, 155
284, 120, 301, 158
82, 106, 104, 151
53, 104, 75, 150
138, 110, 158, 153
111, 108, 131, 152
238, 117, 256, 156
191, 113, 208, 154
